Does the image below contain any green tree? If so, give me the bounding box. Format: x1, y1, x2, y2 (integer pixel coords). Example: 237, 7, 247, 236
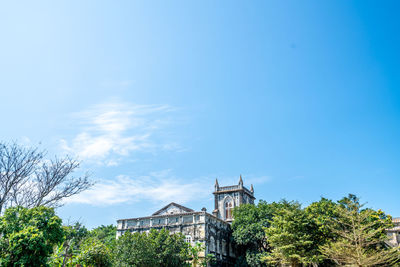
113, 229, 189, 267
305, 197, 339, 240
90, 224, 116, 247
76, 237, 112, 267
187, 242, 215, 267
49, 222, 90, 266
113, 231, 157, 266
148, 228, 189, 266
264, 200, 322, 267
320, 194, 400, 266
231, 201, 279, 266
0, 206, 64, 266
304, 197, 340, 266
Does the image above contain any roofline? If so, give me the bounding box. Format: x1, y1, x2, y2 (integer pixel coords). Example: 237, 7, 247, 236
118, 211, 204, 222
213, 187, 255, 199
152, 202, 194, 216
117, 211, 231, 225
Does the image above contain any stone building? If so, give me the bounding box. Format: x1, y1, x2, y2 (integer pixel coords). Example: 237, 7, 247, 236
387, 217, 400, 247
212, 175, 255, 223
116, 176, 255, 266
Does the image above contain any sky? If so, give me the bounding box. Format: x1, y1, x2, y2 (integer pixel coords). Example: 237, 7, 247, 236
1, 1, 400, 228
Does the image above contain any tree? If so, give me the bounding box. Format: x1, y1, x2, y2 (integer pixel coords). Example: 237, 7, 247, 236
231, 201, 279, 266
148, 228, 190, 267
305, 197, 339, 241
113, 229, 190, 267
90, 224, 117, 247
76, 237, 112, 267
264, 200, 323, 267
51, 224, 116, 267
187, 242, 215, 267
304, 197, 340, 266
49, 222, 90, 267
0, 141, 92, 214
113, 231, 158, 267
320, 194, 400, 267
0, 206, 64, 266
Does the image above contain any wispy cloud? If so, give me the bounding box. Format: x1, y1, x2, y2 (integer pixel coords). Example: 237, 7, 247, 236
66, 170, 209, 206
65, 172, 272, 207
61, 101, 180, 165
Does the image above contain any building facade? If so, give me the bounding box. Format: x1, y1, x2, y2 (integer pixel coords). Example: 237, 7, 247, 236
387, 217, 400, 247
116, 176, 255, 266
212, 175, 255, 223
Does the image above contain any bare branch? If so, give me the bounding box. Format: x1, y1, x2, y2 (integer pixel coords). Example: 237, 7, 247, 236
0, 141, 93, 214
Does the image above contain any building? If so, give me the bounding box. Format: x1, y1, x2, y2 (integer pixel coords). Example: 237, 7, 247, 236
387, 217, 400, 247
116, 176, 255, 266
212, 175, 255, 223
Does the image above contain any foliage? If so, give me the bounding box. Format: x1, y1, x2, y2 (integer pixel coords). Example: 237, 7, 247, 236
187, 242, 216, 267
0, 206, 64, 267
231, 201, 280, 266
304, 197, 340, 266
76, 237, 112, 267
320, 194, 400, 266
305, 197, 339, 240
0, 192, 396, 267
113, 229, 189, 267
49, 222, 90, 266
114, 231, 156, 266
264, 200, 322, 266
149, 228, 190, 266
90, 224, 117, 247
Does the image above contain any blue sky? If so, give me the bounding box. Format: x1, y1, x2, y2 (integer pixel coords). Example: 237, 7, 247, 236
1, 1, 400, 228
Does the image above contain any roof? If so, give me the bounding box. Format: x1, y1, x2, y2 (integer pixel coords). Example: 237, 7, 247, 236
116, 211, 230, 226
152, 202, 194, 216
214, 185, 255, 198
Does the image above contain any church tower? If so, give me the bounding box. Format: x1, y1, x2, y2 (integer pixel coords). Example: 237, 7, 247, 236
212, 175, 255, 223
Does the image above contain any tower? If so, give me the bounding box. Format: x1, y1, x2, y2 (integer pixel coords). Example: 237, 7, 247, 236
212, 175, 255, 223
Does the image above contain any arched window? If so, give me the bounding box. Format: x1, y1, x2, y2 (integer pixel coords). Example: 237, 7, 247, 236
209, 236, 215, 252
222, 240, 227, 256
225, 201, 233, 219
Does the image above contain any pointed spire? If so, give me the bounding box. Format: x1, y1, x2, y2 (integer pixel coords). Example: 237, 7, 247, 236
238, 174, 243, 186
215, 178, 219, 191
250, 184, 254, 193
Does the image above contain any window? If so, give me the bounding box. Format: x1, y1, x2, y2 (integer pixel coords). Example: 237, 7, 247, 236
209, 236, 215, 252
185, 235, 192, 244
225, 201, 233, 219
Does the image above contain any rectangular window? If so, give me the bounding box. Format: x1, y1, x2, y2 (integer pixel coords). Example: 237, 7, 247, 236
183, 216, 193, 223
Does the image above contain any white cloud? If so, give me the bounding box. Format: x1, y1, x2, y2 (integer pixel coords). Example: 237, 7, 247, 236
66, 170, 209, 206
61, 101, 180, 165
64, 172, 272, 207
